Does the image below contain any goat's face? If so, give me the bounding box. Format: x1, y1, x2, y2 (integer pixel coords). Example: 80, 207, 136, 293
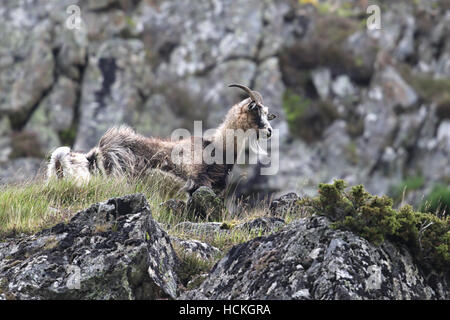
229, 84, 277, 139
243, 99, 276, 139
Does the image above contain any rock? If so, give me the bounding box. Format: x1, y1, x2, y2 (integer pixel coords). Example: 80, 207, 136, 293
331, 75, 357, 98
8, 21, 55, 126
171, 238, 220, 261
393, 107, 427, 149
437, 121, 450, 141
0, 194, 179, 300
235, 217, 285, 234
182, 216, 448, 300
74, 39, 153, 151
0, 116, 12, 162
373, 66, 418, 109
160, 199, 186, 217
186, 187, 224, 221
53, 25, 88, 81
311, 68, 331, 100
173, 222, 226, 238
0, 158, 43, 185
269, 192, 300, 217
394, 15, 415, 61
359, 99, 398, 172
25, 76, 78, 152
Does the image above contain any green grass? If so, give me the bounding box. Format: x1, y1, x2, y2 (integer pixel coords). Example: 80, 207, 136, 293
0, 172, 185, 238
389, 175, 425, 203
0, 173, 297, 288
421, 184, 450, 215
0, 173, 294, 252
173, 243, 218, 290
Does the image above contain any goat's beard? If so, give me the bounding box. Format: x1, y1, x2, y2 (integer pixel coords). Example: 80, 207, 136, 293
249, 135, 268, 156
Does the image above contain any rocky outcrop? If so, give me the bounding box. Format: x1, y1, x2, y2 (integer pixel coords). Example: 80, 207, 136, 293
182, 216, 449, 300
0, 194, 179, 300
0, 192, 447, 300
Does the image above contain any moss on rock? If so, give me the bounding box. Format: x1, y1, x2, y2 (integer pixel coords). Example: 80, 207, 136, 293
301, 180, 449, 275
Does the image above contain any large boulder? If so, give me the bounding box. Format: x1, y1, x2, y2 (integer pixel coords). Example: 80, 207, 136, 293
182, 216, 448, 300
0, 194, 179, 300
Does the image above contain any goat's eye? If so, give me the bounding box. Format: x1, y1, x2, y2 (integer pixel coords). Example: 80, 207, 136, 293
268, 113, 276, 120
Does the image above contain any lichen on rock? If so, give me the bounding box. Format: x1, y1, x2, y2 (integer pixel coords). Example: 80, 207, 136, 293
0, 194, 179, 300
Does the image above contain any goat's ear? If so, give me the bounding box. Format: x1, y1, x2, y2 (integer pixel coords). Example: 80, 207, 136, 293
268, 113, 277, 120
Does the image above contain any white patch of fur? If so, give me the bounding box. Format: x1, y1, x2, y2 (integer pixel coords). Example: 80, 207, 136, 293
47, 147, 91, 186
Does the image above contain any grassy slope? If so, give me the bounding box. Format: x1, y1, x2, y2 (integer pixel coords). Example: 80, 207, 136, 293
0, 175, 448, 287
0, 173, 297, 253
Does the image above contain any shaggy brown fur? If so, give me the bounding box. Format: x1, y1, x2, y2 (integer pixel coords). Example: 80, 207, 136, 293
47, 84, 276, 196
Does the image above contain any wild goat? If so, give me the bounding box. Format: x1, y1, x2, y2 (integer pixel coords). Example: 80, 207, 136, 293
47, 84, 276, 195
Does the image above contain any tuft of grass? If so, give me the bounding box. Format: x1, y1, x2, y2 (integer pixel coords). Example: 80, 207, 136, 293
421, 184, 450, 215
173, 243, 218, 290
0, 173, 184, 239
302, 180, 449, 275
171, 226, 267, 256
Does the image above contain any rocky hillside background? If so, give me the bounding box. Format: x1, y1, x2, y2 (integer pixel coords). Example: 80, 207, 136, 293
0, 0, 449, 208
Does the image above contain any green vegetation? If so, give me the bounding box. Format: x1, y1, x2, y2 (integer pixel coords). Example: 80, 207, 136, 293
421, 184, 450, 215
282, 89, 337, 142
173, 244, 218, 290
282, 89, 309, 128
0, 173, 184, 238
0, 173, 289, 253
58, 125, 78, 147
389, 175, 425, 202
0, 174, 293, 288
298, 0, 361, 18
2, 171, 448, 278
301, 180, 449, 274
345, 141, 359, 165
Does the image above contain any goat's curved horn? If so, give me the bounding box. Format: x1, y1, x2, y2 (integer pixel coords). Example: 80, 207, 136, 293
228, 84, 262, 104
